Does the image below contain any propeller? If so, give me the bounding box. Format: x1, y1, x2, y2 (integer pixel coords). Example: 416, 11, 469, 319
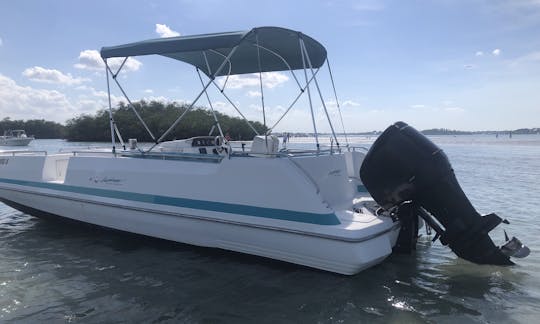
501, 230, 530, 259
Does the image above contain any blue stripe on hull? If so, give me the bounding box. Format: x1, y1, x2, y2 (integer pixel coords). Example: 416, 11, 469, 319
357, 184, 368, 192
0, 177, 341, 225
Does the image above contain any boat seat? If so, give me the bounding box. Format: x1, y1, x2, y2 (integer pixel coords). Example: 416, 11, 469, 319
250, 135, 279, 156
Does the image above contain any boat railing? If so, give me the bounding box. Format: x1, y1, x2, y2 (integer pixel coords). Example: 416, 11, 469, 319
314, 144, 369, 153
67, 149, 224, 162
345, 145, 369, 152
230, 144, 369, 157
122, 151, 225, 163
70, 150, 116, 157
0, 145, 366, 161
284, 148, 335, 156
59, 146, 112, 153
0, 150, 48, 156
280, 146, 368, 156
120, 147, 337, 160
228, 139, 369, 155
229, 148, 336, 158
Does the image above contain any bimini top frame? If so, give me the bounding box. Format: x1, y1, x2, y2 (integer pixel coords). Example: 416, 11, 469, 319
100, 26, 349, 153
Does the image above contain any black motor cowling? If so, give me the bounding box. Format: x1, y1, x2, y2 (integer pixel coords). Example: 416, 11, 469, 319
360, 121, 517, 265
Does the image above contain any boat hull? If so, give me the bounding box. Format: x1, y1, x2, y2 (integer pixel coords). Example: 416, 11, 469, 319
0, 152, 400, 275
0, 138, 33, 146
0, 185, 399, 275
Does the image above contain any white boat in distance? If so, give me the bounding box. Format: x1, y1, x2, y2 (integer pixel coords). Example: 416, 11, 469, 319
0, 130, 34, 146
0, 27, 526, 274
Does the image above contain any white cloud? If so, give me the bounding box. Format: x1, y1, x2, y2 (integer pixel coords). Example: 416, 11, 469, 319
217, 72, 289, 89
0, 74, 127, 123
0, 74, 192, 123
74, 49, 142, 72
408, 101, 465, 114
74, 86, 123, 112
509, 50, 540, 66
76, 86, 186, 113
0, 73, 76, 122
22, 66, 89, 86
492, 48, 501, 56
248, 103, 263, 112
155, 24, 180, 38
342, 100, 361, 107
464, 64, 475, 69
80, 86, 119, 101
211, 100, 238, 116
475, 51, 484, 56
262, 72, 288, 88
0, 37, 3, 46
212, 101, 229, 109
141, 95, 174, 103
444, 107, 465, 113
211, 100, 265, 122
74, 85, 91, 91
219, 75, 259, 89
325, 99, 361, 109
409, 104, 438, 112
246, 90, 261, 97
522, 51, 540, 61
143, 89, 154, 94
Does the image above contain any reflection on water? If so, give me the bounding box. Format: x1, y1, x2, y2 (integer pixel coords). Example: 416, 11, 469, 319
1, 137, 539, 323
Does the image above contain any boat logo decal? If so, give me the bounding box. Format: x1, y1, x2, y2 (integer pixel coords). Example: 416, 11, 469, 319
328, 169, 341, 176
89, 176, 123, 185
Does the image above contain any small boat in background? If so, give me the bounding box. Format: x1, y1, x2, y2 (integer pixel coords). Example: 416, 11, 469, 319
0, 130, 34, 146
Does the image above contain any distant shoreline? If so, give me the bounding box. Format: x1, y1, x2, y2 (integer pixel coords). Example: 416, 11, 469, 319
278, 128, 540, 137
2, 116, 538, 140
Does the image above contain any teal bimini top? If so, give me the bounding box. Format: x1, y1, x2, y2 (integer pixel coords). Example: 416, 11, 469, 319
100, 26, 327, 77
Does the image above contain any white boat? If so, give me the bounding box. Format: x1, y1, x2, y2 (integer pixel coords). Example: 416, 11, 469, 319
0, 130, 34, 146
0, 27, 527, 274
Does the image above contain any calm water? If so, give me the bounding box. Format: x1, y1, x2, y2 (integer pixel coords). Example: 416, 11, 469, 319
1, 135, 539, 323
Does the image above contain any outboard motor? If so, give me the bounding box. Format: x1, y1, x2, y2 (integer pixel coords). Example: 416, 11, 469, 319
360, 121, 529, 265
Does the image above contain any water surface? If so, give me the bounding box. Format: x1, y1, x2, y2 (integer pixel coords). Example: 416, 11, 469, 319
1, 136, 539, 323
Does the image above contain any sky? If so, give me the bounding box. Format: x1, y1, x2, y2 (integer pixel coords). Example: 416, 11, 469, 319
0, 0, 539, 133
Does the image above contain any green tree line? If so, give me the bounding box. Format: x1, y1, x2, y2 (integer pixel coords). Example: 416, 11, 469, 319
0, 117, 66, 138
65, 100, 267, 142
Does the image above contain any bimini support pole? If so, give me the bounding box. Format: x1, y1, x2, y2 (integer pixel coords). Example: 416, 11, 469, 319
196, 66, 224, 139
154, 45, 240, 146
113, 123, 126, 150
204, 49, 260, 136
255, 31, 267, 142
299, 34, 320, 152
209, 49, 232, 92
106, 61, 158, 144
210, 80, 261, 136
104, 59, 116, 154
300, 37, 340, 150
268, 67, 321, 132
327, 58, 349, 147
253, 43, 302, 90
